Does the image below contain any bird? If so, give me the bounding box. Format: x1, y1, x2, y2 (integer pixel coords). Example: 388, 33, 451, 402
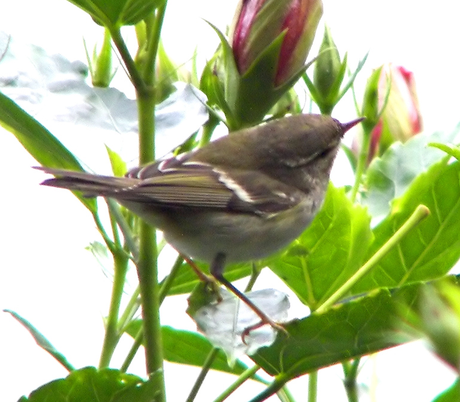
37, 113, 363, 332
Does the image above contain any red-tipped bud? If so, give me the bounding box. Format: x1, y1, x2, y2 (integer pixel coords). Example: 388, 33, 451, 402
231, 0, 323, 86
371, 64, 423, 157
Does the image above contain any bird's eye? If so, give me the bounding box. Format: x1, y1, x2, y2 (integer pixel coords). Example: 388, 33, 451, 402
318, 148, 332, 158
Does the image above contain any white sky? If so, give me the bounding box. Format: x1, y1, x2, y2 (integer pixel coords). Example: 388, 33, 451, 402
1, 0, 459, 401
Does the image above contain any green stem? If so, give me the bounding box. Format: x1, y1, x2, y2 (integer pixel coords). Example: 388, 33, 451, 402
308, 371, 318, 402
199, 114, 220, 148
277, 386, 296, 402
133, 7, 166, 393
342, 359, 360, 402
350, 124, 371, 203
159, 255, 184, 301
120, 255, 184, 372
244, 263, 262, 292
117, 286, 141, 333
109, 27, 146, 93
107, 199, 139, 260
99, 251, 129, 368
93, 212, 117, 255
186, 348, 220, 402
121, 329, 144, 373
249, 374, 290, 402
142, 4, 167, 85
137, 223, 164, 379
212, 365, 261, 402
316, 204, 430, 314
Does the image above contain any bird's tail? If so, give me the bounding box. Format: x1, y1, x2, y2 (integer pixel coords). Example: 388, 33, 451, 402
35, 166, 138, 197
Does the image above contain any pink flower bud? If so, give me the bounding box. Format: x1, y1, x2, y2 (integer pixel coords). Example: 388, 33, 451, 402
231, 0, 323, 86
371, 64, 423, 156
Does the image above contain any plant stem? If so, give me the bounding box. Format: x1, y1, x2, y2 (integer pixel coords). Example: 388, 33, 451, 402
121, 329, 144, 373
142, 4, 167, 85
117, 286, 141, 333
131, 7, 166, 396
107, 199, 139, 260
186, 348, 220, 402
249, 374, 289, 402
109, 27, 146, 93
308, 371, 318, 402
342, 359, 360, 402
120, 256, 184, 372
137, 222, 164, 376
199, 114, 220, 148
212, 365, 261, 402
350, 124, 371, 203
159, 255, 185, 301
136, 89, 165, 394
316, 204, 430, 314
99, 251, 129, 368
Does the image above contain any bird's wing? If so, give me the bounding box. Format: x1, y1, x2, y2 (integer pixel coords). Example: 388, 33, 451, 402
37, 161, 303, 214
126, 161, 303, 214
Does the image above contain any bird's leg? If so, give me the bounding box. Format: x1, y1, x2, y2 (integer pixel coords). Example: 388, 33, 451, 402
183, 255, 223, 302
210, 252, 287, 339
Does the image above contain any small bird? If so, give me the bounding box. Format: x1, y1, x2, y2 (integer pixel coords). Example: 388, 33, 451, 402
38, 114, 363, 331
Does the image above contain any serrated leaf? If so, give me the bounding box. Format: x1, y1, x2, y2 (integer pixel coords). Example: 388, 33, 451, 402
353, 158, 460, 293
266, 184, 372, 309
124, 322, 264, 381
19, 366, 156, 402
363, 124, 460, 222
0, 91, 97, 213
251, 279, 444, 380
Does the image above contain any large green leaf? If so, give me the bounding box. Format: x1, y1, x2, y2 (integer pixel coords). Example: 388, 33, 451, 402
0, 91, 97, 213
161, 260, 253, 296
65, 0, 163, 27
266, 184, 373, 309
363, 124, 460, 222
352, 158, 460, 294
124, 322, 264, 381
19, 367, 157, 402
433, 379, 460, 402
251, 279, 444, 380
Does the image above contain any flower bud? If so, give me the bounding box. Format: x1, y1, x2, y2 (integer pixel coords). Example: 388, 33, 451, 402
88, 28, 114, 88
231, 0, 323, 86
371, 64, 423, 157
203, 0, 322, 129
312, 25, 344, 114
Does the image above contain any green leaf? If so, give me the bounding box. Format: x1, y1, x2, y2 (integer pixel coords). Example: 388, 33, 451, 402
199, 56, 234, 124
363, 124, 460, 221
160, 260, 253, 296
106, 145, 127, 177
4, 310, 75, 372
337, 51, 368, 103
0, 91, 97, 213
251, 279, 440, 379
361, 66, 383, 132
65, 0, 162, 27
353, 158, 460, 293
124, 322, 264, 381
429, 142, 460, 161
266, 184, 373, 309
19, 366, 157, 402
432, 379, 460, 402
